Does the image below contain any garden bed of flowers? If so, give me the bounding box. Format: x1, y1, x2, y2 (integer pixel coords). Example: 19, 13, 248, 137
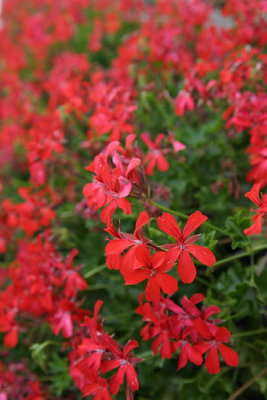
0, 0, 266, 399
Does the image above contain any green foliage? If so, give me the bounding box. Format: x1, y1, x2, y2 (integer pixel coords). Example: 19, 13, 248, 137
225, 210, 251, 249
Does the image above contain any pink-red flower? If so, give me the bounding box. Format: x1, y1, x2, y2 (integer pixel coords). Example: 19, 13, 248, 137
141, 132, 169, 175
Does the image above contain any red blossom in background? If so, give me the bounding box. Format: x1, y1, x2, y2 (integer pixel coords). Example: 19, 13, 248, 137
141, 132, 169, 175
174, 90, 195, 116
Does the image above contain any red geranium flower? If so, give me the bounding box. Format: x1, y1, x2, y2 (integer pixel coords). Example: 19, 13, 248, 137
194, 318, 239, 374
124, 246, 178, 301
157, 211, 216, 283
243, 182, 267, 235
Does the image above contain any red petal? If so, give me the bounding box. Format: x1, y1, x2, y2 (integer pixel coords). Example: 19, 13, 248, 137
193, 319, 213, 340
245, 183, 261, 207
205, 347, 220, 374
160, 331, 172, 359
185, 343, 203, 366
126, 158, 141, 177
183, 211, 207, 239
216, 327, 231, 343
190, 293, 205, 304
244, 215, 262, 235
125, 364, 139, 391
157, 212, 182, 239
117, 198, 132, 215
101, 202, 116, 224
106, 253, 121, 270
141, 132, 153, 147
218, 344, 239, 367
101, 360, 120, 374
151, 251, 166, 269
105, 239, 132, 255
124, 340, 139, 357
110, 366, 126, 394
145, 276, 161, 301
134, 211, 150, 236
164, 247, 181, 269
177, 251, 196, 284
135, 245, 151, 267
124, 269, 150, 285
157, 273, 178, 295
157, 154, 169, 172
4, 329, 18, 348
187, 244, 216, 267
177, 346, 188, 370
145, 158, 157, 176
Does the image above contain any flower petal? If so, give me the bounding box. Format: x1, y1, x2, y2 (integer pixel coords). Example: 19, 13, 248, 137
183, 211, 207, 239
126, 364, 139, 391
157, 153, 169, 172
110, 366, 126, 394
157, 273, 178, 295
145, 276, 161, 301
186, 244, 216, 267
185, 343, 203, 366
105, 239, 132, 255
157, 212, 182, 239
177, 346, 188, 370
177, 251, 196, 284
134, 211, 150, 236
218, 343, 239, 367
124, 269, 150, 285
135, 245, 151, 267
205, 347, 220, 374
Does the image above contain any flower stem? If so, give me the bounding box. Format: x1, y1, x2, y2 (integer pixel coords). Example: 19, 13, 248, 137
233, 328, 267, 338
214, 244, 267, 268
149, 200, 229, 236
228, 367, 267, 400
84, 263, 107, 279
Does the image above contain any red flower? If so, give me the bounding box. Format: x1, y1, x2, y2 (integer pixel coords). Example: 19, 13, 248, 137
157, 212, 216, 283
141, 132, 169, 175
174, 90, 194, 116
105, 211, 150, 271
194, 318, 239, 374
124, 246, 178, 301
101, 340, 140, 395
82, 377, 112, 400
174, 327, 203, 370
243, 182, 267, 235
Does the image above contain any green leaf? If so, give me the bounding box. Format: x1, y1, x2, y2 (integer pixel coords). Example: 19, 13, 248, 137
225, 210, 251, 249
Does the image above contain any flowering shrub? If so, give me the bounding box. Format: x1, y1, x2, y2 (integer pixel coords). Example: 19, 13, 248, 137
0, 0, 266, 399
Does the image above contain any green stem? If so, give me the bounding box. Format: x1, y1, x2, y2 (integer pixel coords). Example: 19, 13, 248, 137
149, 200, 229, 236
214, 244, 267, 268
86, 284, 108, 291
228, 367, 267, 400
233, 328, 267, 338
84, 263, 107, 279
104, 312, 132, 321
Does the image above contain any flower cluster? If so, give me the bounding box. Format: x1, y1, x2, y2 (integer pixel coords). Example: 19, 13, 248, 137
105, 210, 216, 300
136, 293, 239, 374
69, 301, 140, 400
0, 232, 87, 347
